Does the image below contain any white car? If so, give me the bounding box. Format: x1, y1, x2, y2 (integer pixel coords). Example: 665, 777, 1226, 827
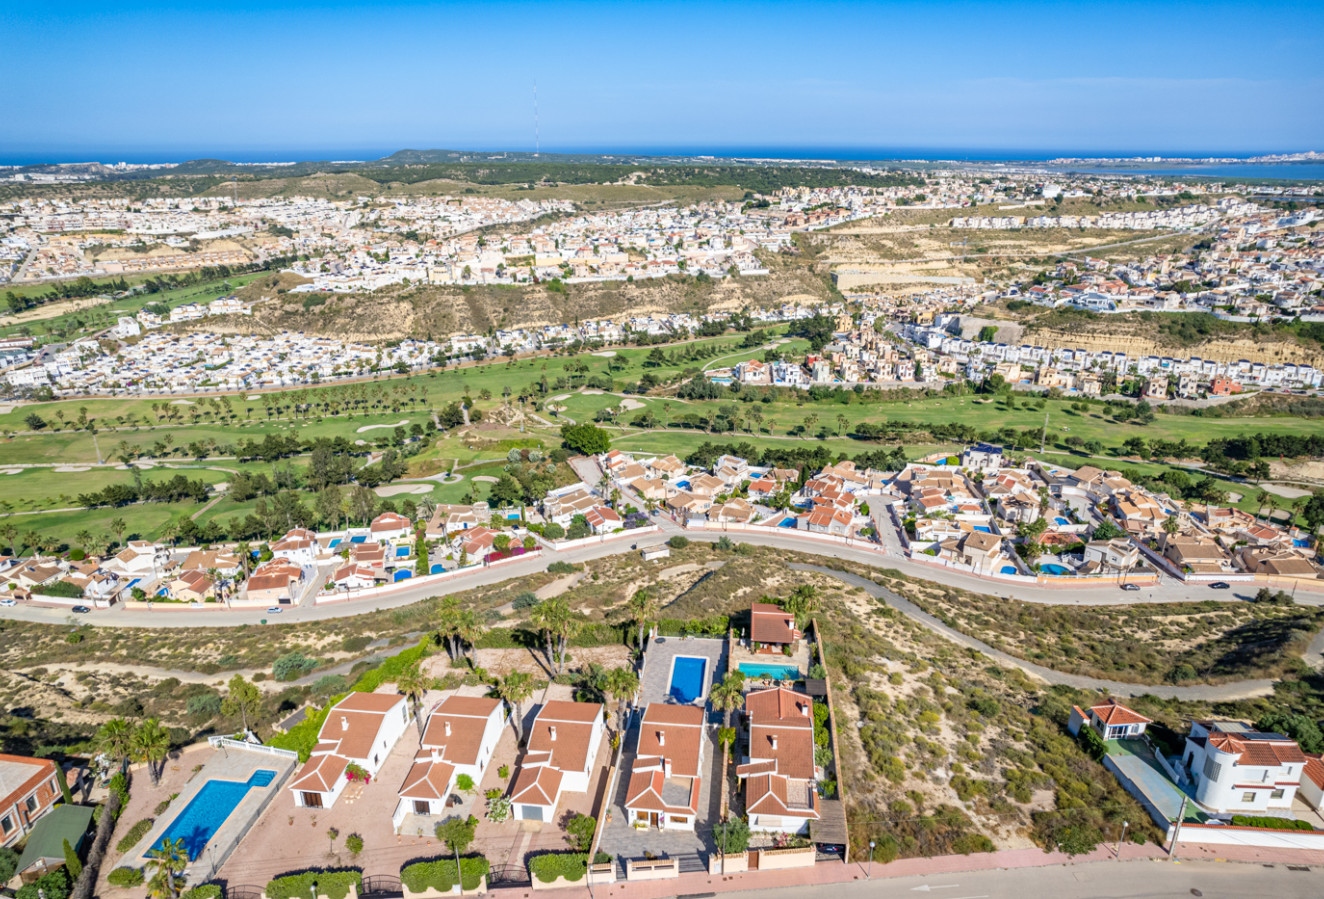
266, 607, 283, 614
0, 598, 15, 607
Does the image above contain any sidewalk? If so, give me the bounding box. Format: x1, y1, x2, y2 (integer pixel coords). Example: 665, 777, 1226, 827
488, 839, 1324, 899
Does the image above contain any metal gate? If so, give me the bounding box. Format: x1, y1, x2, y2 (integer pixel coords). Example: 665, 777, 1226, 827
360, 875, 403, 899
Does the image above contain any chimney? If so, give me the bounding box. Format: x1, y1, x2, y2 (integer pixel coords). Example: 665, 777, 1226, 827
444, 721, 452, 737
549, 726, 557, 742
341, 717, 349, 731
658, 731, 665, 747
801, 703, 810, 718
770, 734, 778, 751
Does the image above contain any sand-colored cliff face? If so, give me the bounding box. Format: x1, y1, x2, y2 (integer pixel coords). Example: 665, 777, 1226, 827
1025, 328, 1324, 368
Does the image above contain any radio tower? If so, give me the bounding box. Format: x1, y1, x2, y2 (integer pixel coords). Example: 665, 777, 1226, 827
533, 82, 540, 157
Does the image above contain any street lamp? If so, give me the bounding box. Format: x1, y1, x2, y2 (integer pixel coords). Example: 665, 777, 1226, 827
868, 840, 876, 879
1116, 820, 1128, 859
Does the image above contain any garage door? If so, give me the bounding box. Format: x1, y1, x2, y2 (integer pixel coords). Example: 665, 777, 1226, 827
521, 804, 543, 822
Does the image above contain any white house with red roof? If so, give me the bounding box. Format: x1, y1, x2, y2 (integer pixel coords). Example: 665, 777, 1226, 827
735, 686, 820, 834
1181, 720, 1308, 813
750, 602, 800, 653
393, 695, 505, 828
1300, 754, 1324, 812
370, 512, 414, 543
271, 527, 318, 568
289, 692, 410, 810
510, 701, 605, 822
624, 704, 704, 831
1068, 698, 1152, 741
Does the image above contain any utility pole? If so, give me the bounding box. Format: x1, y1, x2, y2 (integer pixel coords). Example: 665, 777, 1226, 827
1168, 796, 1187, 861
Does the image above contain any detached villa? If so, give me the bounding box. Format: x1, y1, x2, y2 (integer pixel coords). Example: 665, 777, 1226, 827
624, 704, 704, 831
1069, 698, 1152, 741
510, 701, 605, 822
394, 695, 504, 828
750, 602, 800, 653
736, 686, 820, 834
289, 693, 410, 809
1181, 720, 1307, 814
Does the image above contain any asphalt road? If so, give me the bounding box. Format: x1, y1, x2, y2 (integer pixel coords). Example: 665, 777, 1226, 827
731, 859, 1321, 899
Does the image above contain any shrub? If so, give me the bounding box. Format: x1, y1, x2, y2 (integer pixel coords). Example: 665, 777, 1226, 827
951, 833, 995, 854
0, 847, 18, 886
115, 818, 155, 853
713, 818, 750, 854
667, 535, 689, 549
265, 870, 362, 899
528, 853, 588, 884
512, 591, 539, 610
565, 814, 596, 853
108, 867, 145, 887
16, 868, 70, 899
107, 772, 130, 808
456, 774, 475, 792
186, 693, 223, 719
1230, 815, 1314, 831
543, 524, 566, 541
435, 815, 478, 854
273, 651, 318, 682
545, 557, 572, 572
498, 764, 510, 779
180, 886, 222, 899
344, 834, 363, 857
401, 857, 490, 893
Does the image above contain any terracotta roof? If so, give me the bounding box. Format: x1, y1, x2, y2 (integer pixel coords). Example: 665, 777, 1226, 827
398, 756, 455, 801
634, 704, 704, 778
745, 773, 819, 818
1208, 730, 1307, 766
420, 695, 501, 767
750, 602, 797, 645
1303, 754, 1324, 790
745, 687, 815, 780
509, 763, 563, 806
289, 752, 349, 794
314, 693, 407, 760
1089, 699, 1152, 727
526, 701, 601, 774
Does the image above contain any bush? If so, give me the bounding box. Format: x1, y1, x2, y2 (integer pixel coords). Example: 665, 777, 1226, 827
16, 867, 70, 899
0, 847, 20, 887
512, 591, 539, 610
108, 867, 145, 887
528, 853, 588, 884
273, 651, 318, 681
713, 818, 750, 854
565, 814, 596, 853
107, 772, 130, 808
115, 818, 155, 853
1230, 815, 1314, 831
667, 535, 689, 549
344, 833, 363, 857
435, 815, 478, 854
400, 857, 490, 893
543, 524, 566, 541
186, 693, 223, 719
265, 870, 362, 899
181, 886, 223, 899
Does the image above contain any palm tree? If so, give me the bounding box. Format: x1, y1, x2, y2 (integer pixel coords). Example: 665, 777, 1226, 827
625, 588, 658, 652
433, 597, 464, 660
493, 671, 536, 743
74, 530, 94, 555
109, 517, 128, 548
603, 667, 639, 733
530, 597, 567, 673
132, 718, 172, 786
395, 660, 431, 740
455, 610, 486, 668
146, 837, 188, 899
1255, 489, 1271, 520
782, 584, 820, 631
95, 718, 135, 773
710, 672, 746, 729
0, 522, 16, 557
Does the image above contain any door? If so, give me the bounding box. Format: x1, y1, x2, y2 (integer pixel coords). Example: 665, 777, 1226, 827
521, 805, 543, 822
748, 850, 759, 871
301, 792, 323, 809
649, 812, 660, 828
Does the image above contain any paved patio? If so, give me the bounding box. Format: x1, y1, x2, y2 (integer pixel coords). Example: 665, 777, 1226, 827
639, 636, 727, 709
729, 636, 811, 683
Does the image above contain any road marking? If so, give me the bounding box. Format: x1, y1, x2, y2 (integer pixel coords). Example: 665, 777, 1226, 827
911, 887, 962, 893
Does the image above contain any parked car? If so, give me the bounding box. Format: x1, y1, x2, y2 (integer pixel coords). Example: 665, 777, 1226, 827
1119, 583, 1141, 592
0, 598, 16, 607
71, 605, 91, 613
266, 606, 283, 614
1209, 582, 1231, 590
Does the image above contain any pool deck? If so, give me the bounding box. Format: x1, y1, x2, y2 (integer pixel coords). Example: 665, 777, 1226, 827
640, 636, 727, 709
126, 741, 297, 884
728, 636, 811, 685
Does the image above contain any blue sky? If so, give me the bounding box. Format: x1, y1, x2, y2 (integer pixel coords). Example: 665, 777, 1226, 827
4, 0, 1323, 162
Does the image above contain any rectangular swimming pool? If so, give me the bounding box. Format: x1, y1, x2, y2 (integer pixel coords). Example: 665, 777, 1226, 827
668, 656, 708, 703
739, 662, 800, 681
156, 769, 276, 860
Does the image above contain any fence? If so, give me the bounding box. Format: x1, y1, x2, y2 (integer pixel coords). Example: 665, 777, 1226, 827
206, 736, 299, 760
314, 552, 540, 605
1177, 822, 1324, 851
544, 525, 661, 553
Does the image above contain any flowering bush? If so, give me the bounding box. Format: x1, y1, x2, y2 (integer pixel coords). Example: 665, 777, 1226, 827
345, 763, 370, 784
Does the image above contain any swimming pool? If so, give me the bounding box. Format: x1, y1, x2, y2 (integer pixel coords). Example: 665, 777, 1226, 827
396, 546, 410, 557
739, 662, 800, 681
973, 525, 992, 533
668, 656, 708, 703
1054, 517, 1071, 526
156, 769, 276, 860
1041, 564, 1072, 576
1000, 565, 1018, 574
777, 517, 798, 528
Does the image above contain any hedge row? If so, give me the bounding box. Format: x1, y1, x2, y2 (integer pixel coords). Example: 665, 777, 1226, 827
266, 870, 362, 899
1229, 815, 1314, 831
528, 854, 587, 884
114, 818, 154, 853
181, 886, 222, 899
107, 867, 144, 887
400, 857, 489, 892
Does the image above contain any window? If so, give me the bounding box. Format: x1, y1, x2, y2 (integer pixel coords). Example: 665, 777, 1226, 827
1, 814, 12, 834
413, 800, 430, 814
671, 816, 688, 825
1271, 789, 1285, 800
24, 796, 37, 813
1202, 757, 1222, 783
1242, 792, 1256, 803
301, 792, 323, 809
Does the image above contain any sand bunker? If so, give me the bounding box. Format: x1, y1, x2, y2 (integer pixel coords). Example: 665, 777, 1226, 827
470, 475, 499, 483
591, 350, 617, 357
374, 484, 433, 497
0, 468, 21, 475
53, 466, 91, 472
170, 400, 195, 406
550, 394, 572, 402
619, 398, 646, 411
356, 419, 409, 434
246, 394, 262, 400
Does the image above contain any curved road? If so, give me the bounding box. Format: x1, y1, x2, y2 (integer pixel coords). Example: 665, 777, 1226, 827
4, 520, 1322, 701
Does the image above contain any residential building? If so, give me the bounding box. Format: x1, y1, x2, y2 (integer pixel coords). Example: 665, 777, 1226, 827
510, 701, 605, 822
289, 693, 411, 809
624, 704, 704, 831
1181, 720, 1307, 814
0, 754, 61, 848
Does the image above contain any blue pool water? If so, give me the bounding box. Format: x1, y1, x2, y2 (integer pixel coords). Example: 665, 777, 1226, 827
1000, 565, 1018, 574
777, 517, 798, 528
1054, 517, 1071, 526
396, 546, 409, 557
973, 525, 992, 533
675, 480, 691, 490
505, 512, 521, 520
156, 769, 276, 860
394, 570, 412, 581
328, 538, 342, 548
1041, 564, 1072, 576
740, 662, 800, 681
669, 656, 708, 703
350, 535, 366, 544
430, 563, 446, 574
1295, 539, 1311, 548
